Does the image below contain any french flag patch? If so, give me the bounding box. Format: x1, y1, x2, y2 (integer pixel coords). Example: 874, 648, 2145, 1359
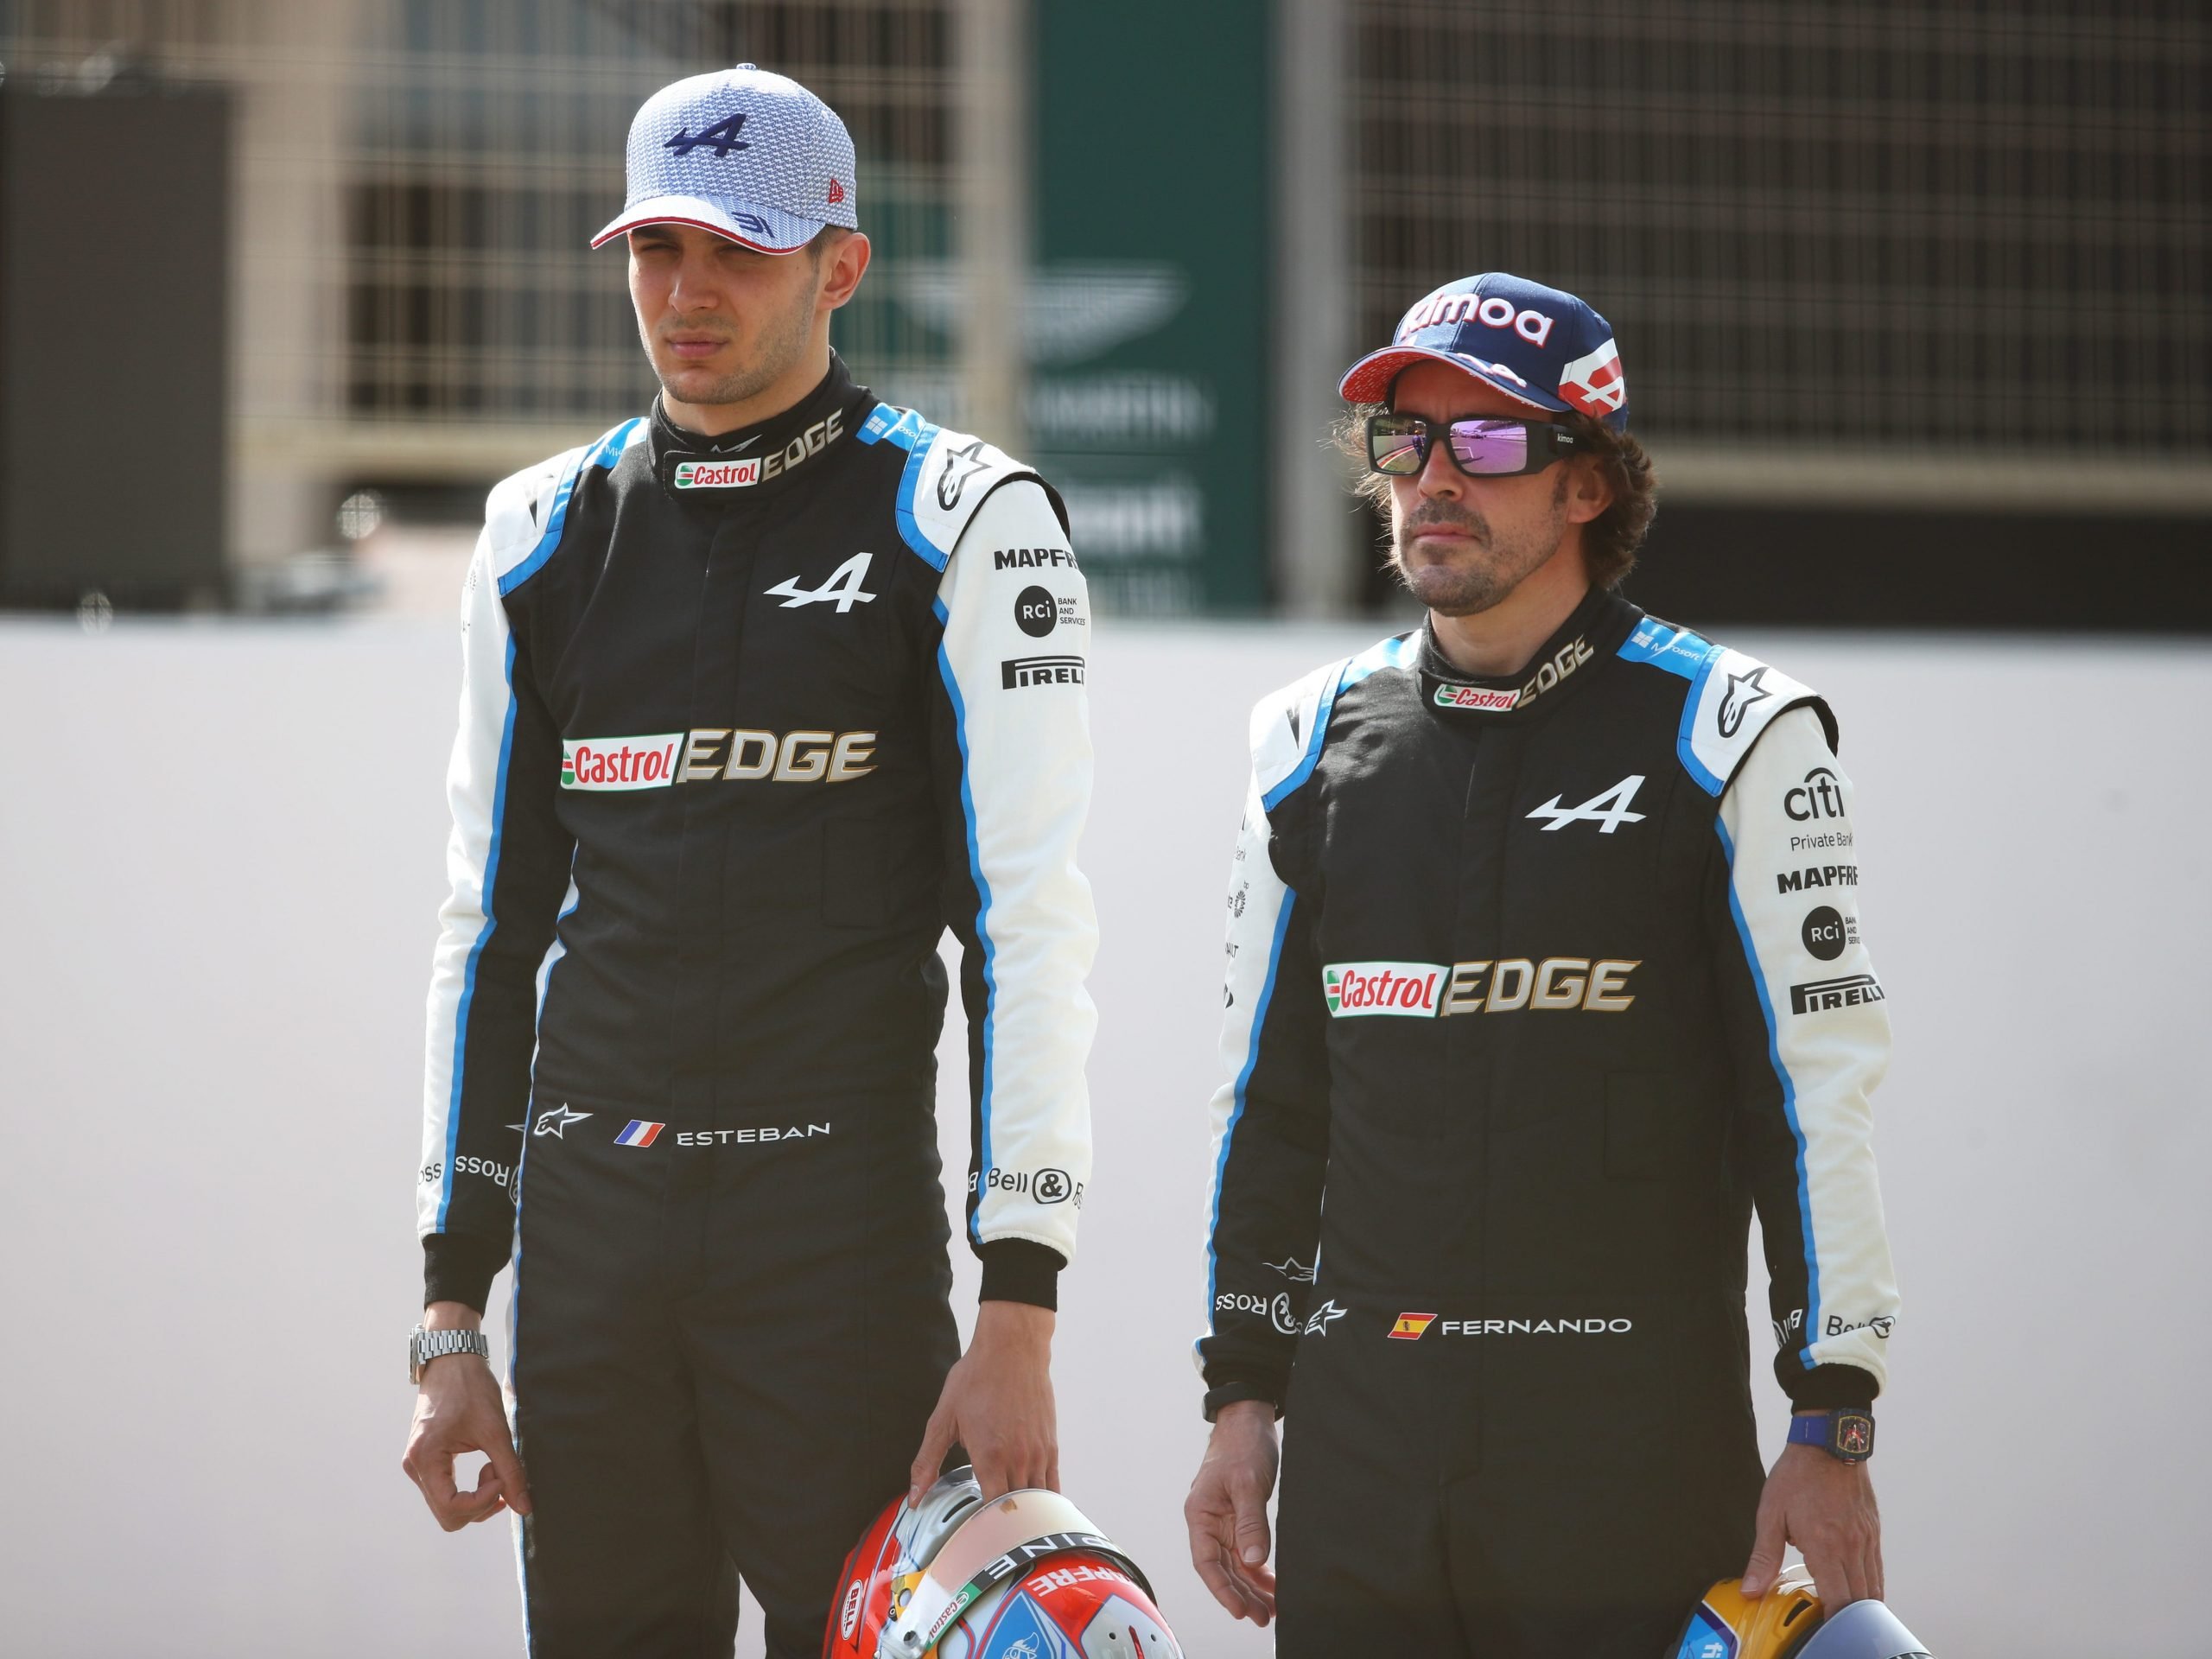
613, 1120, 664, 1147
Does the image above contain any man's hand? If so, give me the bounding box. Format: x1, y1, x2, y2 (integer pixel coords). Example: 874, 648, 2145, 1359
1741, 1431, 1882, 1608
909, 1301, 1057, 1503
400, 1301, 531, 1531
1184, 1400, 1279, 1626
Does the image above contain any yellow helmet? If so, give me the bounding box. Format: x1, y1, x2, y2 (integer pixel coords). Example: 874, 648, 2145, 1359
1671, 1570, 1935, 1659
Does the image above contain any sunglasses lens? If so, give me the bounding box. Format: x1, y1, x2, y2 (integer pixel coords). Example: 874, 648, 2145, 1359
1448, 420, 1531, 474
1369, 416, 1427, 475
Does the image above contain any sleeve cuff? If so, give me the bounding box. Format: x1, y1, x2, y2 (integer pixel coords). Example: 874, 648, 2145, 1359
976, 1239, 1064, 1311
423, 1231, 511, 1314
1781, 1359, 1880, 1411
1202, 1381, 1284, 1423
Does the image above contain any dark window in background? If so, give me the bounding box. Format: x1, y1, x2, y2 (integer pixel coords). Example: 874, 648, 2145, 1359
1347, 3, 2210, 628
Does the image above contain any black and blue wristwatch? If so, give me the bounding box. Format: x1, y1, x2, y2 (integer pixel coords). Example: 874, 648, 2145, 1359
1787, 1408, 1875, 1464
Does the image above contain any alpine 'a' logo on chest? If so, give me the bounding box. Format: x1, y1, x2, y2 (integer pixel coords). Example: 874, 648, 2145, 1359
764, 551, 877, 612
1525, 773, 1648, 834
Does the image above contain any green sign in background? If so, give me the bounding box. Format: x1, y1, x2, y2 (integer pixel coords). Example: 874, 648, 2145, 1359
1031, 0, 1272, 615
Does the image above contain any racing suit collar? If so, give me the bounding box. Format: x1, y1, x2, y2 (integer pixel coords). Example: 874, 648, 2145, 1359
1418, 585, 1639, 721
650, 351, 874, 501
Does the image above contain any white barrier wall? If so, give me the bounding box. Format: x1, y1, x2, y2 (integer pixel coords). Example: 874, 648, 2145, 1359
2, 616, 2206, 1656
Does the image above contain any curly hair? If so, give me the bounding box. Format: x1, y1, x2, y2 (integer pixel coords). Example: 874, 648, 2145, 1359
1335, 405, 1658, 590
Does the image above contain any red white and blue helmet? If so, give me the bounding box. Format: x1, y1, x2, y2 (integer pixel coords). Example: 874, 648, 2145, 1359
824, 1469, 1184, 1659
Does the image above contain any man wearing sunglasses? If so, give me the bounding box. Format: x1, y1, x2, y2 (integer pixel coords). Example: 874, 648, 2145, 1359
1185, 274, 1901, 1654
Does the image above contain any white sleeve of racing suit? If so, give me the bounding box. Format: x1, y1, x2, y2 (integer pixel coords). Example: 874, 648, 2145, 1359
419, 524, 513, 1241
932, 479, 1099, 1273
1718, 703, 1901, 1392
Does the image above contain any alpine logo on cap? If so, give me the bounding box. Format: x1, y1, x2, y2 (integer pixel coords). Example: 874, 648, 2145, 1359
664, 111, 751, 158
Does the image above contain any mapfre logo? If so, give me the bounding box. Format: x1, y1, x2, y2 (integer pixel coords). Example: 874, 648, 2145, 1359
561, 734, 683, 791
671, 456, 761, 489
1323, 961, 1444, 1017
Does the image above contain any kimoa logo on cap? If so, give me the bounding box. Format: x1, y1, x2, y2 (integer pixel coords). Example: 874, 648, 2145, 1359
1399, 291, 1556, 346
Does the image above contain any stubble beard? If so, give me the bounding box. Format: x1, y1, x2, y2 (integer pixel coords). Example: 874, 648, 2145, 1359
1389, 473, 1571, 617
649, 276, 817, 409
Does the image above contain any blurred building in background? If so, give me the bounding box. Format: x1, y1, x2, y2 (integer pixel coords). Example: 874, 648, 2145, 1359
1, 0, 2203, 624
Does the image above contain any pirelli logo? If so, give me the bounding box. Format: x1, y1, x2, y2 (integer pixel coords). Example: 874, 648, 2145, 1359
1001, 655, 1085, 690
1789, 973, 1885, 1014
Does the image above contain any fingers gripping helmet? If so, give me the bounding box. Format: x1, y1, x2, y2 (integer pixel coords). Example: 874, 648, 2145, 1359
1672, 1569, 1935, 1659
825, 1468, 1185, 1659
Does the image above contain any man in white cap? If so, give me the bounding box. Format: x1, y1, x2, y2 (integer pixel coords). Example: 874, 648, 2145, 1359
399, 66, 1099, 1656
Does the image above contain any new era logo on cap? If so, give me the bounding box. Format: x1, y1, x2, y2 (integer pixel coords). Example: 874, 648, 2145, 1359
1338, 272, 1631, 431
592, 64, 858, 253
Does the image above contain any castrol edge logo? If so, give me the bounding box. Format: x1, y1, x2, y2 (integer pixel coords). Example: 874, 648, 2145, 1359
1323, 962, 1443, 1017
672, 456, 761, 489
1325, 957, 1640, 1017
562, 734, 682, 791
562, 728, 879, 791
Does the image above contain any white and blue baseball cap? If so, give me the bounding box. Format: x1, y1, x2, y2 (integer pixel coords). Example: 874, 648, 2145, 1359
591, 64, 858, 253
1339, 272, 1631, 430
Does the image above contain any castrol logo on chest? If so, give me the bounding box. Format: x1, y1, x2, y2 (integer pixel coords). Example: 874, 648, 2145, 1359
1323, 961, 1445, 1018
560, 734, 683, 791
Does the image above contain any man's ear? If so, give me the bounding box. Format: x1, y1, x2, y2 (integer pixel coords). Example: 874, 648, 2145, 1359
1563, 454, 1614, 525
819, 231, 872, 311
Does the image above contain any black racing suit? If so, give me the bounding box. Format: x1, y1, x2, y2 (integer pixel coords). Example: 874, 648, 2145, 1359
1198, 587, 1899, 1656
416, 358, 1098, 1656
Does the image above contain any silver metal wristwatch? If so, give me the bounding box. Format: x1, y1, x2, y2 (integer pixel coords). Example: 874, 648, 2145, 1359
410, 1325, 492, 1384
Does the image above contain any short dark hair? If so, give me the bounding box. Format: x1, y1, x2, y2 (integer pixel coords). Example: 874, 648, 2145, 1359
1335, 405, 1658, 590
807, 225, 852, 267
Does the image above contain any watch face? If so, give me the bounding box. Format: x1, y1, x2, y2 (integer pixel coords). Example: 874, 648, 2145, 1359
1836, 1414, 1873, 1457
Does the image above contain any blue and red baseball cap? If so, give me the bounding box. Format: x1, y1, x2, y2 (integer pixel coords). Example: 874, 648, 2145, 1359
592, 64, 858, 253
1338, 273, 1630, 430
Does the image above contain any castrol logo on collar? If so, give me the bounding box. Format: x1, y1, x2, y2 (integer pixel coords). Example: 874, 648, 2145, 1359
672, 456, 762, 489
